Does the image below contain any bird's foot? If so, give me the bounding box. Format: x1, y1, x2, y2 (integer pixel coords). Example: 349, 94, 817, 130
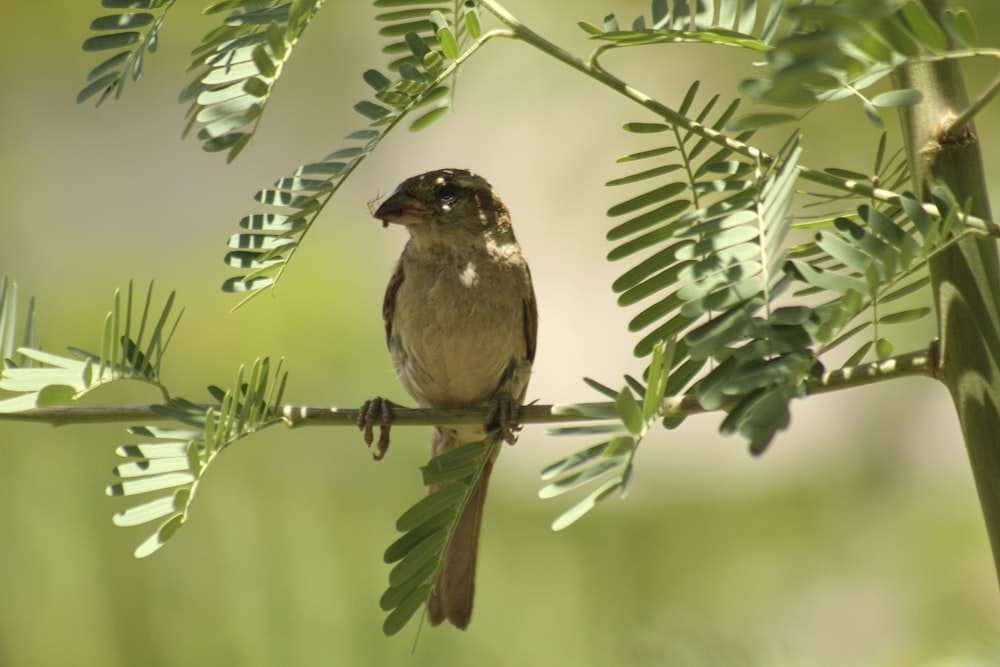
485, 394, 522, 445
358, 397, 395, 461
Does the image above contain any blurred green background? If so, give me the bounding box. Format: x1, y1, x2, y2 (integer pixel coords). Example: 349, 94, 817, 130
2, 1, 1000, 665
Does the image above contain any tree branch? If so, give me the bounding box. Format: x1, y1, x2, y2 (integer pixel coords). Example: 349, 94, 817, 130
1, 348, 935, 430
943, 61, 1000, 138
475, 0, 1000, 238
895, 0, 1000, 586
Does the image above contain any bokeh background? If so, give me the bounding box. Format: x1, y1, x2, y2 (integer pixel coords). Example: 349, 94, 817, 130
2, 1, 1000, 665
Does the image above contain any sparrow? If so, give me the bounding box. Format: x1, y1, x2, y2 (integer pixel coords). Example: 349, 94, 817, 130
367, 168, 537, 629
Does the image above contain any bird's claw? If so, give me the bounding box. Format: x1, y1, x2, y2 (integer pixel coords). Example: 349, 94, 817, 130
485, 395, 521, 445
358, 397, 394, 460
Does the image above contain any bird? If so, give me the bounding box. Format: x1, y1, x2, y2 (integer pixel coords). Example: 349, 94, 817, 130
365, 168, 537, 629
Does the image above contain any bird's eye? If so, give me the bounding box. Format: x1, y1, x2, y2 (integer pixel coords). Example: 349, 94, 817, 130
435, 183, 459, 202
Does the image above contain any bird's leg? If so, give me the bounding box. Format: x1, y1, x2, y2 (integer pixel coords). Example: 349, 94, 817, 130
358, 397, 395, 460
484, 393, 522, 445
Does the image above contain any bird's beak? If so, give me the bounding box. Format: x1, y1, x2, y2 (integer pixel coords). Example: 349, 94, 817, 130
374, 190, 431, 228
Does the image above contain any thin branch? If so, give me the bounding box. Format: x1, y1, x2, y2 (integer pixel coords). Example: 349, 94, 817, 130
477, 0, 767, 159
0, 403, 203, 426
475, 0, 1000, 237
943, 62, 1000, 138
0, 348, 935, 429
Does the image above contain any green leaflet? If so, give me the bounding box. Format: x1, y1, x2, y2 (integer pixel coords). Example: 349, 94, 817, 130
540, 441, 616, 480
381, 437, 497, 636
0, 282, 288, 559
787, 184, 949, 368
77, 0, 178, 105
222, 3, 477, 305
540, 341, 673, 530
608, 82, 773, 371
109, 357, 287, 558
395, 484, 466, 531
181, 1, 326, 161
584, 0, 781, 52
610, 135, 810, 452
739, 0, 976, 128
421, 439, 486, 484
0, 282, 180, 413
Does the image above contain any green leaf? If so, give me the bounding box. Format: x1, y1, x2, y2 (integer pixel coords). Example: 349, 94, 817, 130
436, 27, 458, 60
879, 15, 922, 57
76, 72, 121, 104
605, 164, 682, 187
878, 307, 931, 324
615, 387, 644, 436
381, 435, 499, 635
862, 99, 885, 130
82, 32, 141, 52
382, 560, 437, 612
622, 122, 669, 133
354, 100, 393, 120
104, 0, 156, 8
606, 201, 690, 241
134, 513, 185, 558
728, 113, 798, 131
642, 338, 674, 421
607, 183, 687, 217
90, 13, 155, 30
875, 337, 895, 358
384, 521, 443, 565
942, 8, 977, 48
111, 496, 177, 527
900, 0, 947, 51
539, 458, 625, 499
582, 376, 620, 400
118, 440, 194, 457
409, 104, 450, 131
404, 30, 431, 61
843, 340, 874, 367
382, 584, 432, 636
109, 472, 195, 497
551, 403, 618, 420
551, 477, 623, 531
814, 231, 877, 279
881, 275, 929, 303
363, 68, 392, 92
388, 528, 448, 586
788, 260, 867, 295
421, 440, 486, 485
180, 0, 323, 160
540, 441, 612, 480
616, 146, 677, 163
106, 357, 284, 558
463, 4, 482, 40
36, 384, 77, 406
871, 89, 923, 108
250, 44, 276, 78
547, 424, 629, 437
899, 193, 934, 237
395, 484, 464, 532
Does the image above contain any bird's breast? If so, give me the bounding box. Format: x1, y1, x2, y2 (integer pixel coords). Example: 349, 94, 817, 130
390, 246, 531, 408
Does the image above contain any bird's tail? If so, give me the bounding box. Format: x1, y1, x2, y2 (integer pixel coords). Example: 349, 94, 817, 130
426, 426, 497, 630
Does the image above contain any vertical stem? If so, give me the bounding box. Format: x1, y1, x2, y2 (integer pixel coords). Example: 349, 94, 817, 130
896, 0, 1000, 583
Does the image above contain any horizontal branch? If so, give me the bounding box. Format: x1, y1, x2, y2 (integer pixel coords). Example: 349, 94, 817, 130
0, 348, 935, 430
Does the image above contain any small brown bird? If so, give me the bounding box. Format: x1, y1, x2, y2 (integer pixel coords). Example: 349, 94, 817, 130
370, 168, 537, 629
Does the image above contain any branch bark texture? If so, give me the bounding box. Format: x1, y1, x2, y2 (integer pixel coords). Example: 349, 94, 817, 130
897, 0, 1000, 584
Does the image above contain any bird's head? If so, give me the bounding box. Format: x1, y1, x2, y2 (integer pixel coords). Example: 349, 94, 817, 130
373, 169, 512, 240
